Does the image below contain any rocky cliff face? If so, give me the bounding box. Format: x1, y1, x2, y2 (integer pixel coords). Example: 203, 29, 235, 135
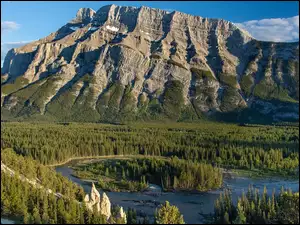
1, 4, 299, 123
117, 206, 127, 224
84, 182, 112, 219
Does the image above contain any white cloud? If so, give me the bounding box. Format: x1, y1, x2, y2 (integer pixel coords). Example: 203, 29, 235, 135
1, 41, 33, 45
163, 8, 175, 13
1, 21, 20, 33
235, 15, 299, 42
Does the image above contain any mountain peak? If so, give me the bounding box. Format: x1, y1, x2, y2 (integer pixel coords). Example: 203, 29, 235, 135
71, 7, 96, 24
1, 4, 298, 123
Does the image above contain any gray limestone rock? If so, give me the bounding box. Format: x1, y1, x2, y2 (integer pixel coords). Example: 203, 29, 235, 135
1, 4, 298, 123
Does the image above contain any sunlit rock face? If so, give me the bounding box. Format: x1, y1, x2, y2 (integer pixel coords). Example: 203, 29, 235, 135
1, 4, 298, 123
90, 182, 101, 203
84, 183, 112, 219
100, 192, 112, 219
117, 206, 127, 223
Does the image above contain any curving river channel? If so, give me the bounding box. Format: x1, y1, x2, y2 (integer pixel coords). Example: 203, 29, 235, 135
1, 218, 15, 224
1, 158, 298, 224
54, 158, 299, 224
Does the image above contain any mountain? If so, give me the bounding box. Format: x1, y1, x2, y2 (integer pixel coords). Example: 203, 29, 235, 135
1, 5, 299, 123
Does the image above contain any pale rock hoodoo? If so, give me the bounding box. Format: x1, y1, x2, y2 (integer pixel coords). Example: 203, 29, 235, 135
91, 182, 101, 202
117, 206, 127, 223
84, 182, 112, 219
100, 192, 112, 219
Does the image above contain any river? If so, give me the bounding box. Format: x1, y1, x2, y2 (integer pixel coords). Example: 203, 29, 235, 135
1, 218, 16, 224
55, 160, 299, 224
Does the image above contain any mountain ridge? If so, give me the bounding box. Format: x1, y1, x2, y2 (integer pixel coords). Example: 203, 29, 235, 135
1, 4, 299, 123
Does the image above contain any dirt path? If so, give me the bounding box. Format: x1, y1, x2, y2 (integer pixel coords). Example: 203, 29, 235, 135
46, 155, 167, 167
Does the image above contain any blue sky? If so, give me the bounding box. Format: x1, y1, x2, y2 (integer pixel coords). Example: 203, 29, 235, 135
1, 1, 299, 64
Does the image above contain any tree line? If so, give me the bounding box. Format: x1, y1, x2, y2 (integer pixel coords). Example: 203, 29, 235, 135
1, 148, 186, 224
213, 186, 299, 224
74, 157, 222, 192
1, 122, 298, 176
1, 148, 121, 224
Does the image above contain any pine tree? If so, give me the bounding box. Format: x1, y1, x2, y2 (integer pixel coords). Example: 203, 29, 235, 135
155, 201, 185, 224
23, 209, 31, 224
223, 212, 230, 224
32, 207, 41, 224
233, 201, 246, 224
41, 194, 49, 224
122, 168, 126, 179
42, 211, 50, 224
57, 198, 65, 223
105, 167, 109, 177
173, 176, 178, 189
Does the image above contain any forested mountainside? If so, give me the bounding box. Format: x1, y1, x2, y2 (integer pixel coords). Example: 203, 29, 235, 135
1, 5, 299, 123
1, 148, 128, 224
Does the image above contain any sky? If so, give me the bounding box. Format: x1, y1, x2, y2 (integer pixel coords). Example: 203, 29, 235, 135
1, 1, 299, 64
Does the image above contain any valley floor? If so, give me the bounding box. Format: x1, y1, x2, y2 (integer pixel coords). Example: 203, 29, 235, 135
1, 121, 299, 224
54, 156, 299, 224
